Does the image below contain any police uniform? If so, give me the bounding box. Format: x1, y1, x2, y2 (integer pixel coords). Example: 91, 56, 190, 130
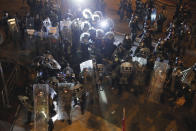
61, 89, 72, 123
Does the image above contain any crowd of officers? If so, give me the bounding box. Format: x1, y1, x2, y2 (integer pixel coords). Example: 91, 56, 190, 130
114, 0, 196, 104
117, 0, 192, 56
0, 0, 115, 130
0, 0, 196, 130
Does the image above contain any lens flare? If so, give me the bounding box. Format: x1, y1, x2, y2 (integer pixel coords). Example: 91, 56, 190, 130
100, 20, 108, 29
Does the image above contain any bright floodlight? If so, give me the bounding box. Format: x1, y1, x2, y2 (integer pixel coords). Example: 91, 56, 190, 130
76, 0, 83, 2
73, 0, 83, 4
100, 20, 108, 29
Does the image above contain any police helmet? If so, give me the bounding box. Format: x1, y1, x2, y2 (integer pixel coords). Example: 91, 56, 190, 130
104, 31, 115, 41
80, 32, 90, 44
82, 9, 93, 20
96, 29, 105, 39
81, 21, 91, 32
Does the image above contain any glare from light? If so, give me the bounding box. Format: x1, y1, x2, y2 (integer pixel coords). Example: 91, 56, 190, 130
100, 20, 108, 29
75, 0, 83, 3
73, 0, 84, 5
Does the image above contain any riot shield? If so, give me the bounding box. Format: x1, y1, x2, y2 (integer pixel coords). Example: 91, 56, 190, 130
33, 84, 49, 131
132, 57, 148, 87
119, 62, 133, 85
132, 56, 147, 66
80, 60, 93, 72
80, 60, 94, 82
60, 19, 72, 44
148, 61, 169, 103
57, 83, 74, 120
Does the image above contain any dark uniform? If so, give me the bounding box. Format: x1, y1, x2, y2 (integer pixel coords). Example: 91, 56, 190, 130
126, 2, 133, 19
129, 15, 140, 42
118, 0, 127, 21
59, 88, 73, 124
157, 12, 166, 33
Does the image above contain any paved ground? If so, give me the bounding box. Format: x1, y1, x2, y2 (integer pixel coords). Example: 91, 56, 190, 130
0, 0, 196, 131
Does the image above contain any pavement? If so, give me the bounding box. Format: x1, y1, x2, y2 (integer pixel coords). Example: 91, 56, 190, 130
0, 0, 196, 131
53, 111, 121, 131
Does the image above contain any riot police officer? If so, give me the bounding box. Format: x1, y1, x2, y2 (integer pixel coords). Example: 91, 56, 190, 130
118, 0, 127, 21
157, 9, 166, 33
129, 15, 139, 42
63, 88, 73, 124
123, 34, 132, 49
143, 31, 153, 51
103, 32, 116, 60
78, 84, 86, 114
126, 1, 133, 19
135, 0, 143, 18
80, 32, 91, 62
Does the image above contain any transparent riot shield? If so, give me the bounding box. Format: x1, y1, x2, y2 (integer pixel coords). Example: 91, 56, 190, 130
80, 60, 94, 83
56, 83, 74, 120
132, 57, 147, 66
33, 84, 49, 131
132, 57, 148, 87
80, 60, 93, 72
119, 62, 133, 85
60, 19, 72, 44
148, 61, 169, 103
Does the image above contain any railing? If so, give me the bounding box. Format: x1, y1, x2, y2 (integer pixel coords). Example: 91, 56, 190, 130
0, 62, 18, 108
9, 104, 21, 131
6, 66, 17, 95
0, 62, 21, 131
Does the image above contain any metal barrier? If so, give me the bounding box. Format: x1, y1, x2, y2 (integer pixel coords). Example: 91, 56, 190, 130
0, 62, 21, 131
6, 66, 17, 95
0, 62, 9, 107
9, 104, 21, 131
0, 62, 18, 107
